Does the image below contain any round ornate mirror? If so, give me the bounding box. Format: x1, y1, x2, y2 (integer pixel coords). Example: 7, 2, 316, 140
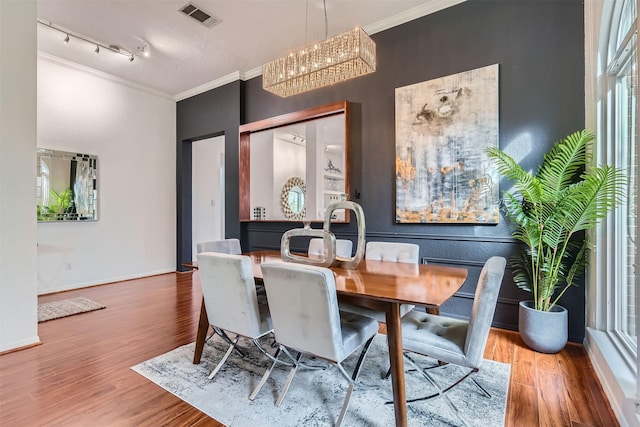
280, 177, 306, 220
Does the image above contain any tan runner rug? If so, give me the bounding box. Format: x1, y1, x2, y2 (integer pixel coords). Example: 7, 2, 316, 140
38, 297, 106, 323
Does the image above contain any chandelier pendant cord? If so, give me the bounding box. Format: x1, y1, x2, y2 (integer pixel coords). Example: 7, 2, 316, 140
307, 0, 328, 43
323, 0, 328, 40
305, 0, 309, 45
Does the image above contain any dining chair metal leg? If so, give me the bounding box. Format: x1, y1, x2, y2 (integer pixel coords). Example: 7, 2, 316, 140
382, 362, 418, 380
402, 353, 476, 427
350, 335, 375, 381
276, 350, 303, 407
334, 336, 375, 427
213, 326, 245, 357
440, 393, 470, 427
249, 347, 282, 400
404, 353, 481, 400
470, 377, 491, 398
208, 335, 240, 379
336, 379, 354, 427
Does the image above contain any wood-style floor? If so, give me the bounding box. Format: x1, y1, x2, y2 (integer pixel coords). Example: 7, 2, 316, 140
0, 272, 618, 427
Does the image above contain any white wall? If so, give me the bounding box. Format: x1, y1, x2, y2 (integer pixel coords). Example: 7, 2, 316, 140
192, 136, 225, 260
36, 55, 176, 294
0, 1, 40, 352
272, 138, 306, 220
250, 130, 274, 217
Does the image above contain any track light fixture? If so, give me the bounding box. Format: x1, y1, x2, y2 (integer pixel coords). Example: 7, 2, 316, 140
290, 133, 306, 143
137, 43, 149, 58
37, 19, 149, 63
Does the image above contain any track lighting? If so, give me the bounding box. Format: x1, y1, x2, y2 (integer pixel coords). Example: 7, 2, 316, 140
137, 43, 150, 58
290, 133, 306, 143
37, 19, 147, 63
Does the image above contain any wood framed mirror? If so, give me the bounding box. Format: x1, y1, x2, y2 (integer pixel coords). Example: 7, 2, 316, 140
239, 100, 350, 222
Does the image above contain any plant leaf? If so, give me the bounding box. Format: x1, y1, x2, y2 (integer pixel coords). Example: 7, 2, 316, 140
487, 129, 626, 311
537, 130, 591, 200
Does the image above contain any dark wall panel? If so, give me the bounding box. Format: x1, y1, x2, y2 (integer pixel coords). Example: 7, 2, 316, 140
176, 0, 586, 341
176, 81, 241, 270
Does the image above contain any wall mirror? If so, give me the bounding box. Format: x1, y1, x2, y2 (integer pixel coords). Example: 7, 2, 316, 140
239, 100, 350, 222
280, 176, 306, 220
36, 148, 98, 222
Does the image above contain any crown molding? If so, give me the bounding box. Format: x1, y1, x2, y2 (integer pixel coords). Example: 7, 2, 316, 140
37, 51, 173, 100
242, 65, 263, 81
175, 71, 241, 101
364, 0, 466, 35
180, 0, 467, 98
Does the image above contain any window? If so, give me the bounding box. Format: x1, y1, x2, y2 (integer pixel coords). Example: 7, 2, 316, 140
586, 1, 638, 421
613, 42, 637, 348
41, 160, 50, 208
600, 0, 638, 366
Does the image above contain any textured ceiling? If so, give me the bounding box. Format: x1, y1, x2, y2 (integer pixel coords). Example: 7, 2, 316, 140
36, 1, 462, 98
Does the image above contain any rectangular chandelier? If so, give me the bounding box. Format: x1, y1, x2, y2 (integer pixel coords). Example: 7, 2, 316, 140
262, 27, 376, 98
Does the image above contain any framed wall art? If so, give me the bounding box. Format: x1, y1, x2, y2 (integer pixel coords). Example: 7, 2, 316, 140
395, 64, 500, 224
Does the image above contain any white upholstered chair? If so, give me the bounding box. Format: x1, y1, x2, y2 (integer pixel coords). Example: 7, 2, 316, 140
196, 238, 242, 256
308, 238, 353, 258
364, 241, 419, 264
196, 238, 268, 302
396, 256, 506, 425
197, 252, 275, 400
259, 261, 379, 427
338, 241, 420, 322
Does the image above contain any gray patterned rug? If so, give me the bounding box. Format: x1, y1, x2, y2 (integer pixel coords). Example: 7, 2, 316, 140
132, 334, 509, 426
37, 296, 106, 323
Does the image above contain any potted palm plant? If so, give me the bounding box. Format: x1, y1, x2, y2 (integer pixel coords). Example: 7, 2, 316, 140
486, 130, 625, 353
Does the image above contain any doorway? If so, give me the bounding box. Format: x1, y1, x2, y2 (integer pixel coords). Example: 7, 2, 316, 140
192, 135, 225, 261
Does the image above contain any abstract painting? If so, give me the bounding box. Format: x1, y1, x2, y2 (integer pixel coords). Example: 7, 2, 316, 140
395, 64, 500, 224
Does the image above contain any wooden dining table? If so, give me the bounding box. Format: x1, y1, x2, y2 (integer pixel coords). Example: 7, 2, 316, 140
191, 250, 468, 427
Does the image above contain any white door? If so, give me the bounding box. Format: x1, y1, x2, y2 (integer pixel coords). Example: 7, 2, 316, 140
192, 136, 225, 261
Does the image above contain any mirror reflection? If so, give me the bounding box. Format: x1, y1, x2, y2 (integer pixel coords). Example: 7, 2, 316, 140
280, 177, 306, 220
36, 148, 98, 222
288, 187, 304, 213
240, 101, 349, 222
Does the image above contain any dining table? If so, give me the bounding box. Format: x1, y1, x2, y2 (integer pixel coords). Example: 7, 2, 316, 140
190, 250, 468, 427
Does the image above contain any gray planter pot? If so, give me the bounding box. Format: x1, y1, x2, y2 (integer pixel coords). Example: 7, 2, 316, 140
518, 300, 568, 354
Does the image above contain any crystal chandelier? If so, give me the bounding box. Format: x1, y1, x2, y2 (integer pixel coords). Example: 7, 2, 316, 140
262, 26, 376, 97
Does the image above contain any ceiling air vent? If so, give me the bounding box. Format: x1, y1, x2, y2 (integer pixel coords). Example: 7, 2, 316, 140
179, 2, 220, 28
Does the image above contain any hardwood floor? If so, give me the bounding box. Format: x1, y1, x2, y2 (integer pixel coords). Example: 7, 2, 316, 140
0, 272, 618, 427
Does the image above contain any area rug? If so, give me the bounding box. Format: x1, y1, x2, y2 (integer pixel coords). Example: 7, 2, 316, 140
37, 297, 106, 323
132, 334, 510, 426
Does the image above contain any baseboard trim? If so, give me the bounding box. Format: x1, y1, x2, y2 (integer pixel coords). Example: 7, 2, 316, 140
584, 328, 636, 426
38, 269, 176, 296
0, 336, 42, 354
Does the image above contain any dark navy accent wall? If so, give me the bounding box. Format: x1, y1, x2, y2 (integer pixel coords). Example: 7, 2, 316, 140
176, 1, 586, 341
176, 81, 242, 270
